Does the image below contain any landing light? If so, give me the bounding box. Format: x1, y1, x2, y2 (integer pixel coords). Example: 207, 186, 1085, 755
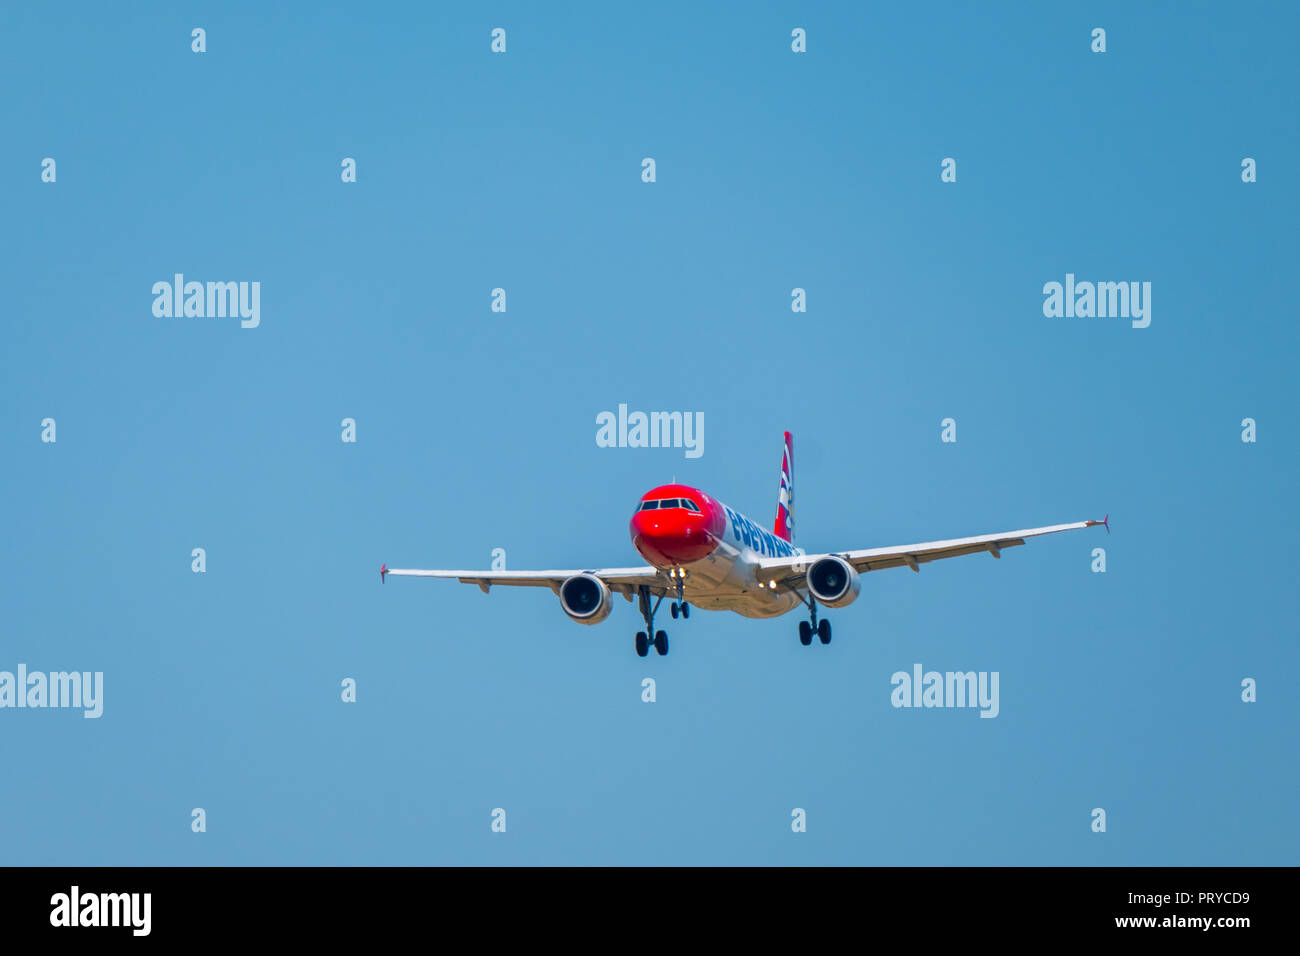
769, 579, 776, 588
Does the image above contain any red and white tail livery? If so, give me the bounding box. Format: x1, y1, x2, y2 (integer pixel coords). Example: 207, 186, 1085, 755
382, 432, 1108, 657
774, 430, 794, 544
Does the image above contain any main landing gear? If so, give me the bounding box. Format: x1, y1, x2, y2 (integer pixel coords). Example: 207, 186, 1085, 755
796, 593, 832, 647
635, 585, 670, 657
635, 571, 691, 656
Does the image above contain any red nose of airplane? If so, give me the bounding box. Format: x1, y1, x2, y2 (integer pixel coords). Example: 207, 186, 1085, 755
630, 491, 716, 567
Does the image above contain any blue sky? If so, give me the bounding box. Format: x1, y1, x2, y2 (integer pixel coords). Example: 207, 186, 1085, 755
2, 1, 1296, 865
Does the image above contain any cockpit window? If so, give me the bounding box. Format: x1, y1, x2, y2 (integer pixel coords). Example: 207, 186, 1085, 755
641, 497, 702, 512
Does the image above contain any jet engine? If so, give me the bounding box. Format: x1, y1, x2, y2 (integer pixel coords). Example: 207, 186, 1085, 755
559, 573, 614, 625
806, 555, 861, 608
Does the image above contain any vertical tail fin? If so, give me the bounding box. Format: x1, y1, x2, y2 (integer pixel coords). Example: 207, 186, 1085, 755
774, 431, 794, 543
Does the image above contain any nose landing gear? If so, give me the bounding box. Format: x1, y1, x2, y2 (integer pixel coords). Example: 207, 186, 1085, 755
667, 567, 690, 619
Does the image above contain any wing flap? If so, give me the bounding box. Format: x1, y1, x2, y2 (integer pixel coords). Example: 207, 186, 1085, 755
380, 565, 665, 597
757, 519, 1102, 587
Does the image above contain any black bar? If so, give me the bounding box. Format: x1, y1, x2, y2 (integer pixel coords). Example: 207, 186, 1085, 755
0, 866, 1285, 942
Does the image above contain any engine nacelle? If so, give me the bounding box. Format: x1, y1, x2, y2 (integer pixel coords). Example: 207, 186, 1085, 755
806, 555, 861, 608
559, 573, 613, 625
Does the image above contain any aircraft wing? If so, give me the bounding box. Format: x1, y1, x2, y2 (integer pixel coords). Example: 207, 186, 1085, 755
380, 564, 665, 600
756, 517, 1108, 588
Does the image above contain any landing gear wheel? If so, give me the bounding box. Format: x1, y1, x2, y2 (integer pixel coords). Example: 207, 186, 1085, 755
817, 618, 832, 644
670, 602, 679, 619
799, 620, 813, 646
680, 602, 689, 619
636, 585, 668, 658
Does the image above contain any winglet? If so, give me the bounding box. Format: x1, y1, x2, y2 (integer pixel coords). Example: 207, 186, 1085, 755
380, 563, 387, 583
1086, 514, 1110, 534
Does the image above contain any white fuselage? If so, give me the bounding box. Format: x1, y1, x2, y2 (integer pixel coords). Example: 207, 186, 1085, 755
678, 495, 806, 618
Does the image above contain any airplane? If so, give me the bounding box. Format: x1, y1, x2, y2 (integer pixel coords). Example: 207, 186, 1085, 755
381, 432, 1108, 657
